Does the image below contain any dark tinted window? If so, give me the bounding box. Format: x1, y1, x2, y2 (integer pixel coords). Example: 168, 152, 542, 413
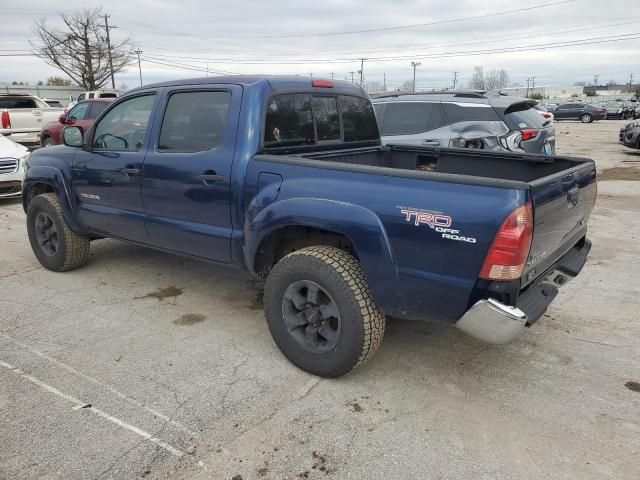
339, 95, 378, 142
0, 98, 38, 109
158, 91, 230, 152
380, 102, 449, 136
99, 93, 118, 99
93, 94, 155, 150
502, 103, 545, 129
442, 103, 501, 123
312, 96, 340, 141
265, 94, 315, 148
88, 102, 110, 119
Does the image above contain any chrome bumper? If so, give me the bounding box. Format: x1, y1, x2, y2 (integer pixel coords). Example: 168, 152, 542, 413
455, 298, 528, 344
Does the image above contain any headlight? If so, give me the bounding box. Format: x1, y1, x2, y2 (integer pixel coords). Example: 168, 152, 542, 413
19, 153, 30, 173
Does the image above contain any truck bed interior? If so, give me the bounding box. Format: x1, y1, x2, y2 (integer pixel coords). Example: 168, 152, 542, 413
300, 145, 588, 183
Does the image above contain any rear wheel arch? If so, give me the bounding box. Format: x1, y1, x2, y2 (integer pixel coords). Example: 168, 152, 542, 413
254, 225, 358, 280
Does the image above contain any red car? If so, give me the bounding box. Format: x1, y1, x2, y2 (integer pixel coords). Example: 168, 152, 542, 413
39, 99, 114, 147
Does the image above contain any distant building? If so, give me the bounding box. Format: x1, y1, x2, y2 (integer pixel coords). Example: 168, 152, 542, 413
0, 84, 85, 106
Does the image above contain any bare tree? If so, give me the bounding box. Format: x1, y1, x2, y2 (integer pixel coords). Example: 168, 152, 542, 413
31, 8, 134, 90
46, 76, 71, 86
468, 66, 485, 89
469, 66, 509, 90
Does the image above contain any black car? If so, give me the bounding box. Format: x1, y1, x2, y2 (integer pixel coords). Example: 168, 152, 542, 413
548, 103, 606, 122
620, 120, 640, 149
604, 102, 633, 120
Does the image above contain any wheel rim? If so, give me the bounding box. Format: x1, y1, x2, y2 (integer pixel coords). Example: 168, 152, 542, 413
582, 114, 590, 122
282, 280, 341, 354
34, 212, 59, 256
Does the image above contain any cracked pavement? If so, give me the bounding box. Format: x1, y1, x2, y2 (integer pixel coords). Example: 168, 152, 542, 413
1, 120, 639, 479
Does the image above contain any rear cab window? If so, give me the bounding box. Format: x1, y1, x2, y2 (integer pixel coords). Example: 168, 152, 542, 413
264, 93, 378, 149
0, 98, 39, 109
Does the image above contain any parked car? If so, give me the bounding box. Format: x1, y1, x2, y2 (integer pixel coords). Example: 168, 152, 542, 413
68, 89, 121, 108
0, 134, 29, 199
547, 103, 605, 122
39, 99, 113, 147
22, 76, 596, 377
604, 102, 631, 120
0, 94, 65, 145
372, 91, 556, 156
533, 103, 554, 123
40, 98, 65, 108
619, 120, 640, 149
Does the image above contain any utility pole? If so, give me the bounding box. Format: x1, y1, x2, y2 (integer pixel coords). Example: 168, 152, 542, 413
630, 73, 635, 93
330, 72, 334, 80
526, 77, 531, 97
358, 58, 366, 86
593, 74, 599, 86
452, 71, 459, 90
103, 15, 116, 88
411, 61, 421, 93
531, 76, 536, 94
134, 49, 143, 86
383, 73, 386, 92
349, 71, 355, 84
309, 73, 313, 78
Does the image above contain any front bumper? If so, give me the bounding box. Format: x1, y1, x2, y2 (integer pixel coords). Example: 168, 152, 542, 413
455, 238, 591, 344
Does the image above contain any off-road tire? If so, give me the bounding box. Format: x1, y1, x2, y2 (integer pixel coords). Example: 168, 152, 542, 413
581, 113, 593, 123
27, 193, 90, 271
264, 246, 385, 377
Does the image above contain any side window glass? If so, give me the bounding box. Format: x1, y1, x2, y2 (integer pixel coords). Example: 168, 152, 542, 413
312, 96, 340, 142
158, 91, 231, 152
427, 103, 448, 130
92, 95, 155, 151
88, 102, 109, 119
264, 94, 315, 148
382, 103, 431, 135
68, 103, 90, 120
77, 94, 85, 102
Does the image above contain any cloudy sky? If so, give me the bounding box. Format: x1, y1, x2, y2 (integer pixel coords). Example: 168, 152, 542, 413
1, 0, 639, 90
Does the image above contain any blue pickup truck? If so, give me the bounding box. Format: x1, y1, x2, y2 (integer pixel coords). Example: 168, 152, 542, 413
22, 76, 596, 377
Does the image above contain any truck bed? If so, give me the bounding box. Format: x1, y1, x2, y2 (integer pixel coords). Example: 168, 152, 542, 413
299, 144, 589, 185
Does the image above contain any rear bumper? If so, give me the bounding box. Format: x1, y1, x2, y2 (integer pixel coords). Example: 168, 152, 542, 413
455, 238, 591, 344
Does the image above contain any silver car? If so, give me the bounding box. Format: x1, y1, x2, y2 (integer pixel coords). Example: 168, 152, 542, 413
372, 91, 556, 155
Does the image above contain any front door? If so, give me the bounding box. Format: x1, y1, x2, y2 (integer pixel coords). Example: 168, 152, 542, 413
141, 86, 241, 263
71, 92, 157, 242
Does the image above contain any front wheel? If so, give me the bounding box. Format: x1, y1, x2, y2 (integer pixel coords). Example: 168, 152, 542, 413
27, 193, 90, 271
264, 246, 385, 377
581, 113, 593, 123
41, 136, 55, 147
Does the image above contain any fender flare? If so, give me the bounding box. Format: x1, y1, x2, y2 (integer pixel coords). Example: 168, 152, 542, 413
22, 166, 86, 234
245, 197, 400, 310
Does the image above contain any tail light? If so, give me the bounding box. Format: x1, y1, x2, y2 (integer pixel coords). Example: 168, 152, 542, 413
312, 79, 334, 88
542, 113, 552, 119
480, 202, 533, 281
1, 111, 10, 129
520, 128, 539, 141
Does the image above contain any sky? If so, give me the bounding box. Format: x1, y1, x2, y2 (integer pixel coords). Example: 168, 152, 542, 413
1, 0, 639, 91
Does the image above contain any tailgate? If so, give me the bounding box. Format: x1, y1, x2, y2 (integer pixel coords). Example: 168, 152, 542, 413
522, 161, 596, 287
4, 108, 46, 131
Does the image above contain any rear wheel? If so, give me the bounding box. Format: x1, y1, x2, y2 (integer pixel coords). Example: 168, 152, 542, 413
581, 113, 593, 123
41, 136, 55, 147
264, 246, 385, 377
27, 193, 90, 271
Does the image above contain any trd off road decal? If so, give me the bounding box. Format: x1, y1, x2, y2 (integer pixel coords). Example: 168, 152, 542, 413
398, 207, 477, 244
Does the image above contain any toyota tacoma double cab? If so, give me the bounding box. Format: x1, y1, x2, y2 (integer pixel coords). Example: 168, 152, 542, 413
22, 76, 596, 377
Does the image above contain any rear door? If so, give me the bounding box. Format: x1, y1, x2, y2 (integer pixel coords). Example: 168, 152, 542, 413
522, 162, 596, 286
376, 101, 451, 147
141, 85, 241, 262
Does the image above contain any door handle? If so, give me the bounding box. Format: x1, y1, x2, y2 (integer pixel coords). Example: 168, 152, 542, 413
122, 166, 140, 176
200, 172, 224, 183
422, 139, 440, 145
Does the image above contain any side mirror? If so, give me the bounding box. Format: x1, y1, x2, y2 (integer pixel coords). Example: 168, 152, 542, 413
62, 126, 84, 147
58, 114, 67, 124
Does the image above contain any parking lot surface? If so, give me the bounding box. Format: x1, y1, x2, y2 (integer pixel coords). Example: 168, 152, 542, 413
1, 120, 639, 480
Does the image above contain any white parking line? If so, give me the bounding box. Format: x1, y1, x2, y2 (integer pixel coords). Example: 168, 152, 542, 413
0, 332, 199, 438
0, 359, 185, 458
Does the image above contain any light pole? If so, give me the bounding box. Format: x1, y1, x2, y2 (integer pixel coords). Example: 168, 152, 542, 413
411, 61, 421, 93
134, 49, 143, 86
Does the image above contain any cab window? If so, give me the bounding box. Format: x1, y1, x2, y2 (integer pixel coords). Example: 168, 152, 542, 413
67, 102, 90, 121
